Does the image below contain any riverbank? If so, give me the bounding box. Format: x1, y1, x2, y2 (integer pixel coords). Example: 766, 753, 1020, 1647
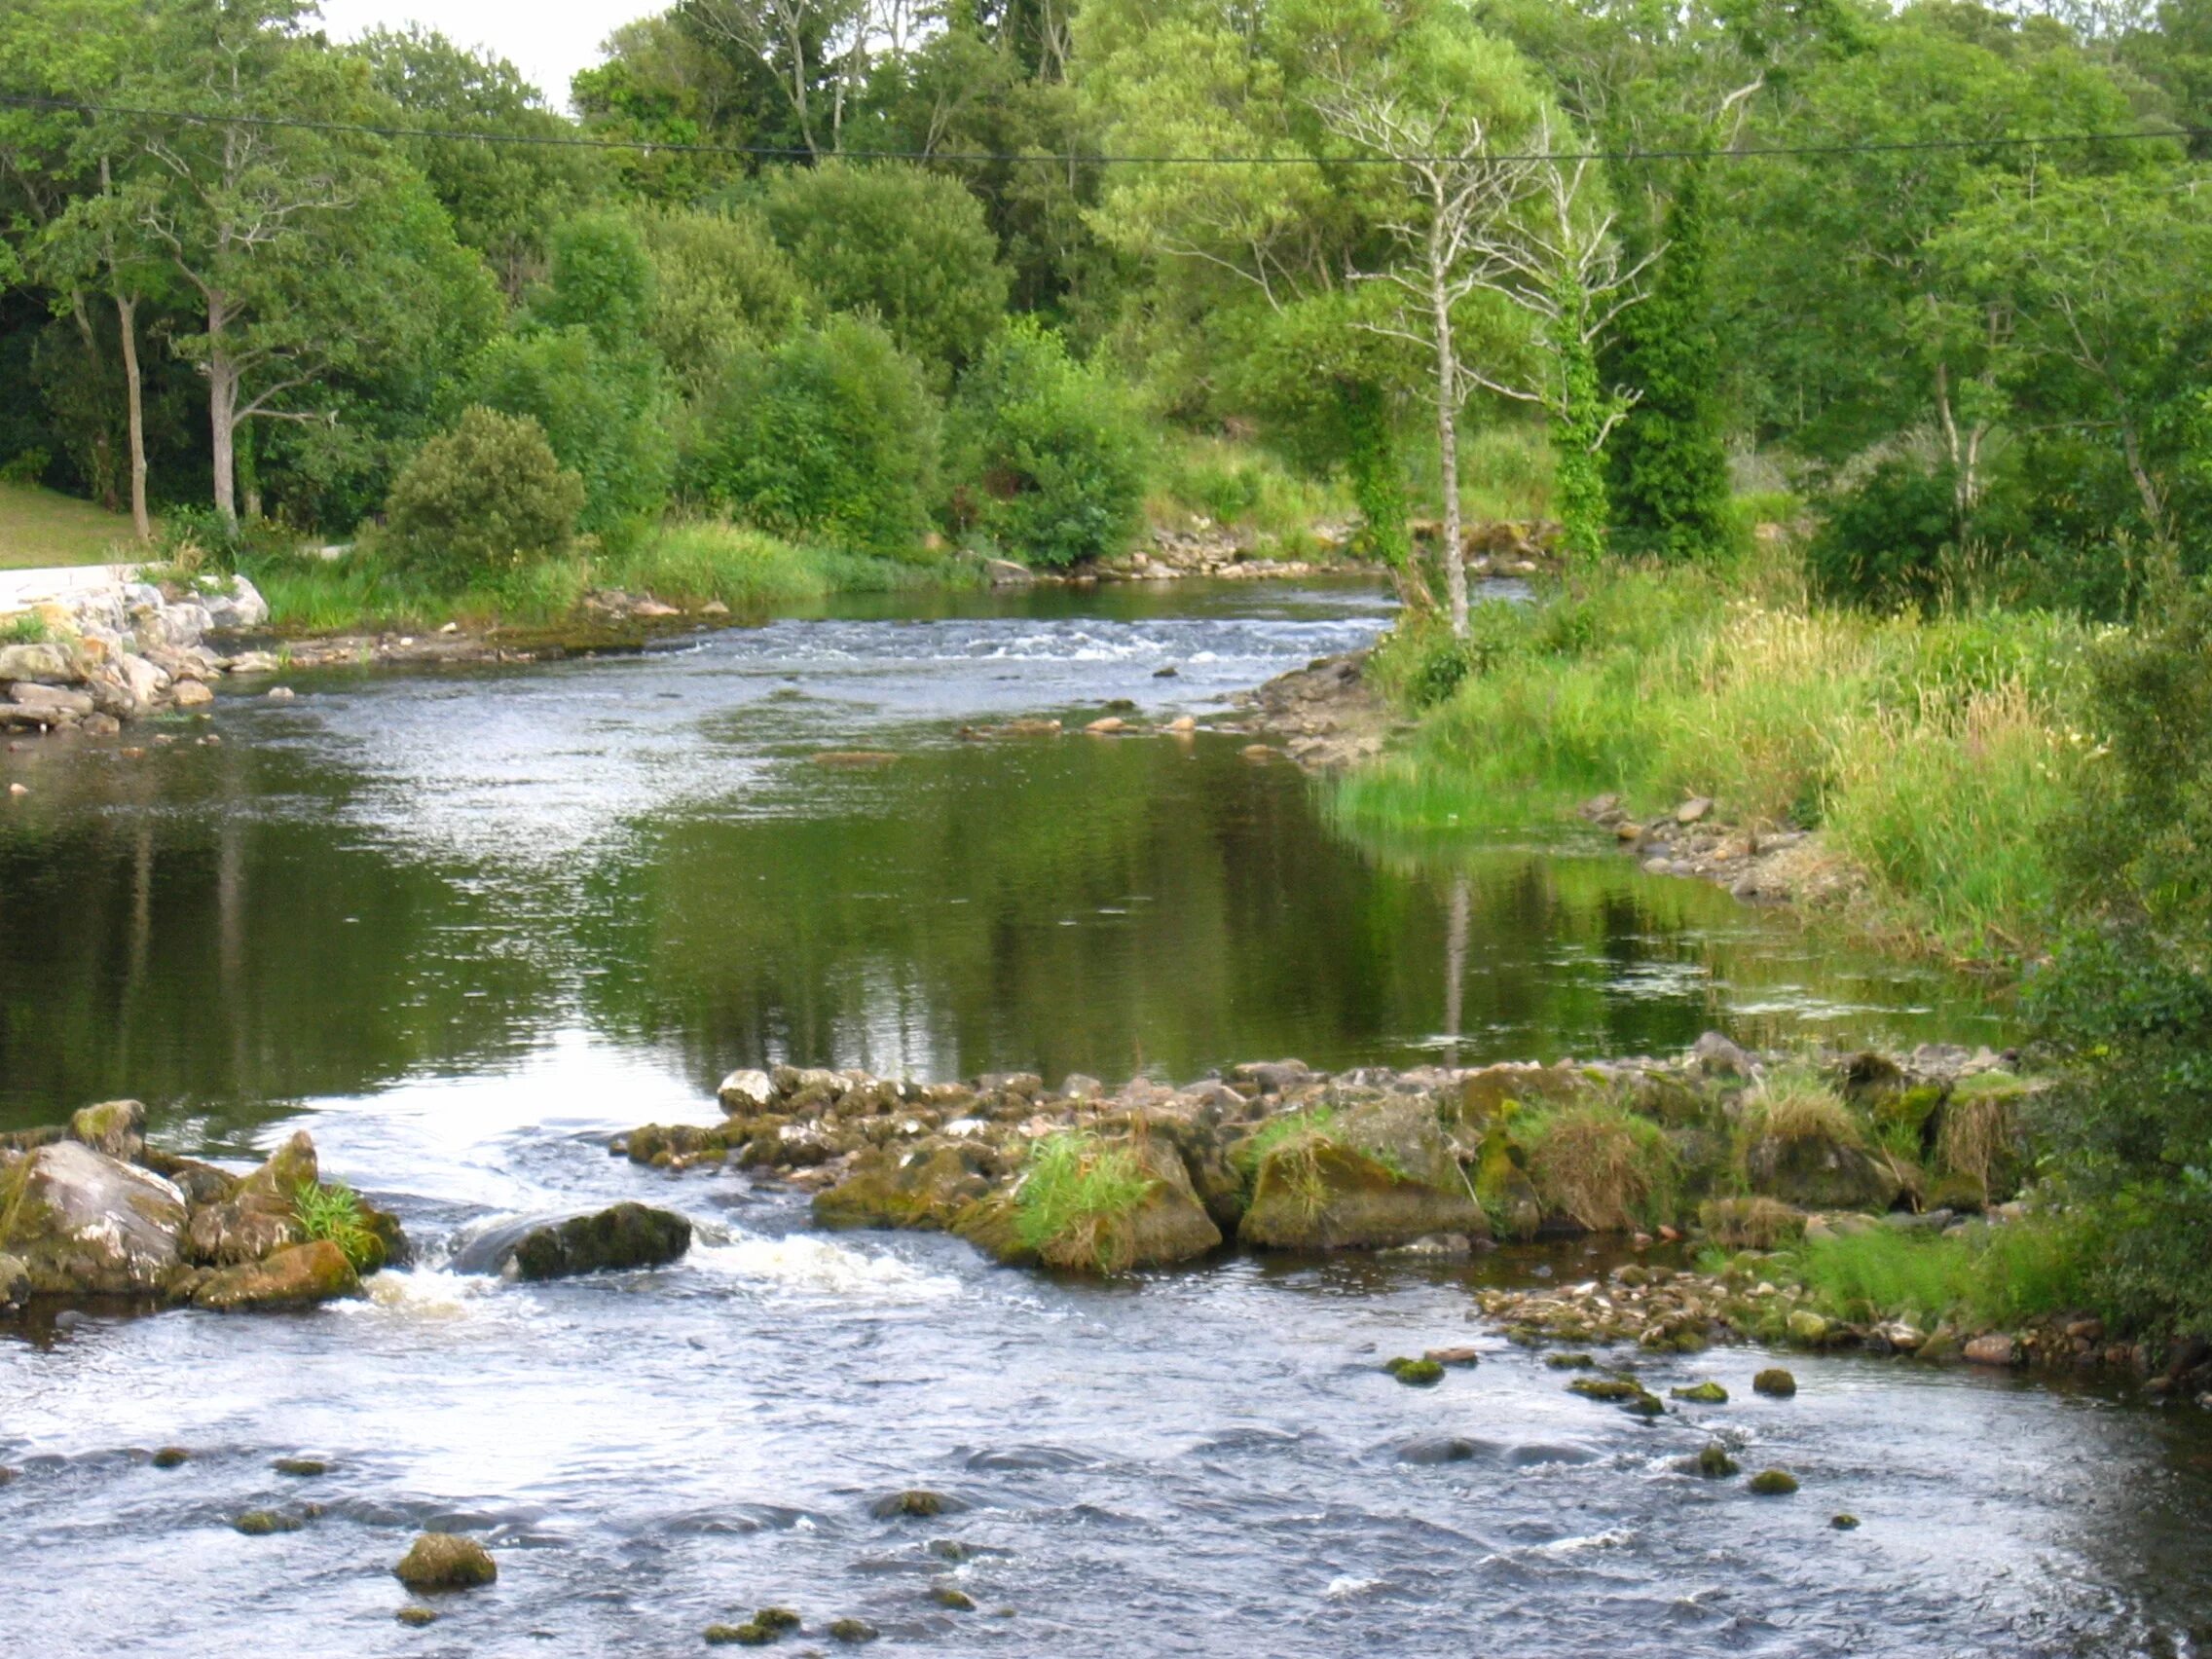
1326, 561, 2093, 965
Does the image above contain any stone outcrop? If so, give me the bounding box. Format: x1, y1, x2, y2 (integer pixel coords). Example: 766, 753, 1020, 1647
184, 1130, 315, 1266
2, 1140, 186, 1297
192, 1239, 361, 1310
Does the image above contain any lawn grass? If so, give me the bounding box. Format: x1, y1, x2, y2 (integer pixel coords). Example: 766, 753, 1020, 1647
0, 482, 143, 569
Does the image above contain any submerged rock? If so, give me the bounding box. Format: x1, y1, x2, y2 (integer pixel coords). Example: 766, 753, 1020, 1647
452, 1203, 692, 1280
1748, 1467, 1800, 1495
184, 1130, 315, 1267
233, 1509, 302, 1535
1689, 1442, 1740, 1478
1752, 1367, 1798, 1398
828, 1616, 879, 1642
192, 1239, 360, 1310
4, 1139, 186, 1297
1384, 1356, 1445, 1385
393, 1532, 497, 1591
931, 1587, 977, 1611
871, 1489, 963, 1519
1671, 1381, 1728, 1403
395, 1605, 440, 1627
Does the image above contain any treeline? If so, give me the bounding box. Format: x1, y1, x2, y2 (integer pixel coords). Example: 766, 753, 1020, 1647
3, 0, 2211, 608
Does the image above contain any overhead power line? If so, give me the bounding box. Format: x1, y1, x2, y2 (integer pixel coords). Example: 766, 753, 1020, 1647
0, 92, 2199, 166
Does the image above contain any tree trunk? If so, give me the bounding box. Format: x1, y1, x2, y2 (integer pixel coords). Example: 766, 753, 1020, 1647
2119, 422, 2166, 543
208, 350, 239, 530
1431, 260, 1468, 638
116, 292, 150, 541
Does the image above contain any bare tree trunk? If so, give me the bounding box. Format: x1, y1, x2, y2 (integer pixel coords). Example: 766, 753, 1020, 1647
117, 293, 150, 541
1442, 872, 1469, 1066
2120, 422, 2165, 541
208, 346, 239, 530
1430, 242, 1468, 638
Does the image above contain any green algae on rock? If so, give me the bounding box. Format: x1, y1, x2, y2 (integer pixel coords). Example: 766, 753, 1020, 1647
1753, 1367, 1798, 1398
1671, 1381, 1728, 1403
1749, 1468, 1801, 1495
1690, 1442, 1741, 1478
394, 1531, 497, 1591
1385, 1355, 1446, 1385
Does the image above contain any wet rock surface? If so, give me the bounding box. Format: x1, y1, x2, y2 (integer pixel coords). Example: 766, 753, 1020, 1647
452, 1202, 693, 1280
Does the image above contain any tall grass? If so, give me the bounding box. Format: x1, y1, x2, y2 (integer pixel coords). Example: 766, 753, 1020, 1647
1149, 433, 1353, 551
1014, 1131, 1156, 1272
1331, 560, 2095, 957
1771, 1217, 2092, 1330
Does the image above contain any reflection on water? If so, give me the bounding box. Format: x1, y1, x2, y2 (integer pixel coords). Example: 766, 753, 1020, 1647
1, 581, 1995, 1137
0, 580, 2204, 1658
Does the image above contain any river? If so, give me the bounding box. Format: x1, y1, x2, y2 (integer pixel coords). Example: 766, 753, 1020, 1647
1, 577, 2205, 1656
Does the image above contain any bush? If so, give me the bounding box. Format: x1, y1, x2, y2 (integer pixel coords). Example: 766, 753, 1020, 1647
759, 163, 1008, 384
531, 209, 655, 353
469, 328, 673, 549
637, 205, 808, 399
947, 320, 1147, 568
1806, 458, 1964, 610
383, 407, 584, 589
684, 315, 940, 558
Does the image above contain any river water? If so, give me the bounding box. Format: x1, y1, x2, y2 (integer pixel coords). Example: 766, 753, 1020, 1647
1, 578, 2205, 1657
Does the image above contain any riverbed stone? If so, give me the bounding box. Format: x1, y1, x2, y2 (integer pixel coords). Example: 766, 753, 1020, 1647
184, 1129, 315, 1266
8, 682, 94, 718
0, 643, 76, 683
4, 1140, 187, 1297
1963, 1333, 2021, 1367
450, 1202, 692, 1279
191, 1239, 360, 1310
871, 1488, 964, 1519
1748, 1467, 1800, 1495
718, 1068, 776, 1112
1752, 1367, 1798, 1398
828, 1617, 879, 1642
393, 1532, 497, 1591
815, 1140, 996, 1233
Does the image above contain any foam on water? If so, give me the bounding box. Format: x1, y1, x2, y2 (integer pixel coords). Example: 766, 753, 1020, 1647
691, 1230, 961, 1301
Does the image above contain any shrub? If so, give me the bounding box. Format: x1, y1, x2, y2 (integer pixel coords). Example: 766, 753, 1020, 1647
531, 209, 655, 353
760, 162, 1008, 384
469, 328, 673, 548
948, 320, 1147, 569
636, 205, 808, 399
384, 407, 584, 590
685, 315, 940, 558
1806, 458, 1966, 610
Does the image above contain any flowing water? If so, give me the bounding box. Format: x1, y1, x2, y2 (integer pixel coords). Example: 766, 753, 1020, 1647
1, 578, 2206, 1657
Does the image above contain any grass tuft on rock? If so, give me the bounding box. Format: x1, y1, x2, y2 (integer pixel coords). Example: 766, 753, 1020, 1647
1013, 1131, 1155, 1273
1524, 1103, 1678, 1232
292, 1180, 381, 1272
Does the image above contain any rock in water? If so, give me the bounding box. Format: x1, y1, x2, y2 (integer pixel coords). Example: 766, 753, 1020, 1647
718, 1069, 776, 1112
452, 1203, 692, 1280
66, 1099, 146, 1161
1237, 1099, 1485, 1251
192, 1240, 360, 1310
4, 1140, 186, 1296
393, 1532, 497, 1591
184, 1129, 316, 1266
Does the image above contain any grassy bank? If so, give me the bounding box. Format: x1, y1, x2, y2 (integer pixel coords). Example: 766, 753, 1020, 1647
0, 481, 143, 569
1332, 556, 2099, 960
241, 521, 979, 636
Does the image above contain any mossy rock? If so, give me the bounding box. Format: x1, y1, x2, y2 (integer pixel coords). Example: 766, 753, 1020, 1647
828, 1616, 879, 1642
1699, 1197, 1806, 1249
1785, 1309, 1832, 1347
273, 1456, 329, 1477
815, 1142, 993, 1233
1471, 1124, 1544, 1242
1671, 1381, 1728, 1403
151, 1446, 190, 1468
1831, 1513, 1861, 1530
192, 1239, 359, 1310
1752, 1367, 1797, 1398
1870, 1084, 1947, 1151
931, 1587, 977, 1611
184, 1128, 316, 1266
1240, 1098, 1485, 1251
622, 1123, 730, 1166
66, 1098, 145, 1161
509, 1203, 691, 1280
1748, 1467, 1799, 1495
1384, 1356, 1445, 1385
871, 1488, 964, 1519
1744, 1129, 1899, 1211
233, 1509, 301, 1535
948, 1194, 1038, 1267
396, 1605, 440, 1627
393, 1531, 497, 1591
1025, 1134, 1222, 1274
1689, 1442, 1740, 1478
1543, 1351, 1596, 1370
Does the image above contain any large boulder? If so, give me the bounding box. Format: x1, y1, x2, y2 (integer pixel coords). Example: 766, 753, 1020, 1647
191, 1239, 360, 1310
184, 1129, 316, 1266
0, 643, 76, 683
957, 1134, 1222, 1273
2, 1140, 186, 1297
451, 1203, 691, 1280
1238, 1099, 1486, 1251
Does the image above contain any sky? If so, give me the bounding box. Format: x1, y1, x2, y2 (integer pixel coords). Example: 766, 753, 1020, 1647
315, 0, 659, 112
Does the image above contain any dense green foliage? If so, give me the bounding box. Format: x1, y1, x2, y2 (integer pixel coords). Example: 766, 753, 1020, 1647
383, 406, 584, 590
948, 320, 1147, 568
685, 316, 940, 558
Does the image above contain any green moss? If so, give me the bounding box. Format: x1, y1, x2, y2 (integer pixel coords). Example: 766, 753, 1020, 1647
1690, 1442, 1740, 1478
273, 1456, 328, 1477
1670, 1381, 1728, 1403
1384, 1356, 1446, 1385
1831, 1512, 1861, 1530
1567, 1377, 1644, 1402
871, 1489, 958, 1519
1749, 1467, 1800, 1495
1752, 1367, 1797, 1398
232, 1509, 302, 1535
396, 1605, 440, 1628
1543, 1351, 1596, 1369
